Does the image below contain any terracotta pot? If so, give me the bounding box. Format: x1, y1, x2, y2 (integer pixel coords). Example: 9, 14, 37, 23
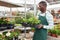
52, 34, 57, 37
48, 32, 52, 36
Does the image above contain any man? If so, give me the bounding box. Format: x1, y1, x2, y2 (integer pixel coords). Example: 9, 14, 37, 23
33, 1, 54, 40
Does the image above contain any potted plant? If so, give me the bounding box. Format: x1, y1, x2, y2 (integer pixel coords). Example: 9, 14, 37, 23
15, 24, 22, 27
0, 34, 7, 40
2, 29, 20, 40
3, 31, 13, 40
56, 29, 60, 38
54, 24, 60, 29
28, 17, 41, 27
15, 17, 28, 27
48, 29, 52, 36
21, 18, 28, 27
9, 29, 20, 40
7, 19, 15, 29
0, 18, 7, 26
26, 12, 33, 19
31, 27, 35, 32
0, 18, 8, 30
3, 31, 8, 36
0, 34, 3, 40
51, 29, 57, 37
15, 17, 23, 24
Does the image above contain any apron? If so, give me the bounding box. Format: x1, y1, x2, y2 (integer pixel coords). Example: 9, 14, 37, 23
33, 13, 48, 40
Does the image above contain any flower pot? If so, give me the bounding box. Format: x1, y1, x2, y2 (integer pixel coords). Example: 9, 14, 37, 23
26, 24, 30, 27
48, 32, 52, 36
22, 23, 31, 27
52, 34, 57, 37
31, 30, 35, 32
14, 36, 18, 40
0, 24, 7, 30
22, 23, 27, 27
1, 24, 7, 27
6, 37, 13, 40
7, 24, 14, 29
8, 38, 13, 40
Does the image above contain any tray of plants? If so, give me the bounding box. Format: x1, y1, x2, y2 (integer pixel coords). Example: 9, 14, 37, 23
15, 17, 41, 27
0, 18, 15, 31
0, 29, 21, 40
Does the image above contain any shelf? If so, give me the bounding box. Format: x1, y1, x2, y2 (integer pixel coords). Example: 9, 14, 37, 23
0, 29, 14, 33
0, 26, 31, 33
14, 26, 31, 30
0, 16, 21, 17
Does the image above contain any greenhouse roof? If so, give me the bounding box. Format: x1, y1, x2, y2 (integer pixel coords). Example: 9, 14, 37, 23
0, 1, 23, 7
0, 0, 49, 7
0, 0, 44, 4
0, 0, 60, 11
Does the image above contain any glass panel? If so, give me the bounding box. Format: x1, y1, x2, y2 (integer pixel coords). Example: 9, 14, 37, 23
46, 0, 60, 5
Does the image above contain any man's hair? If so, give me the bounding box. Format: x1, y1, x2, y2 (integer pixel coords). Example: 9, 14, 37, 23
39, 1, 47, 7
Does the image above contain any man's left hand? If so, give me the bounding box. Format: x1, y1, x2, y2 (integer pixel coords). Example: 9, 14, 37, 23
37, 24, 43, 29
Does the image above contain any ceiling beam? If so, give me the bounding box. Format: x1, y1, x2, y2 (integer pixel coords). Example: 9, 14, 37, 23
0, 1, 22, 8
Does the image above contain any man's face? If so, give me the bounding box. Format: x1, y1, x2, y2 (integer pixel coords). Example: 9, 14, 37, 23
38, 3, 46, 12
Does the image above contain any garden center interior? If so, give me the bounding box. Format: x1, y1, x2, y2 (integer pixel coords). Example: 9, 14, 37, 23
0, 0, 60, 40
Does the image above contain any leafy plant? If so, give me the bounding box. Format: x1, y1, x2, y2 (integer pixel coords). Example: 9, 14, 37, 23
0, 29, 20, 40
54, 24, 60, 29
15, 15, 41, 27
56, 29, 60, 35
0, 18, 8, 24
3, 31, 8, 35
22, 18, 28, 23
26, 12, 34, 19
0, 34, 2, 39
15, 17, 23, 24
28, 17, 41, 26
9, 29, 20, 38
9, 32, 17, 38
31, 27, 35, 31
0, 34, 7, 40
48, 29, 52, 33
15, 24, 22, 26
8, 19, 15, 24
51, 29, 57, 34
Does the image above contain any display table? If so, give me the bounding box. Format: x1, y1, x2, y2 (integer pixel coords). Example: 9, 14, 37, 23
47, 36, 60, 40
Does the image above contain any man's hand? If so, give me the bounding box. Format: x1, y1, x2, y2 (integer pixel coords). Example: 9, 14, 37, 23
37, 24, 43, 29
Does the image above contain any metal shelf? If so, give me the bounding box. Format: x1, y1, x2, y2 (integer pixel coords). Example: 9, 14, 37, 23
0, 16, 22, 17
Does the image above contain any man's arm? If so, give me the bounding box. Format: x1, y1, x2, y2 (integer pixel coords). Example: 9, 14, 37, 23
43, 12, 54, 29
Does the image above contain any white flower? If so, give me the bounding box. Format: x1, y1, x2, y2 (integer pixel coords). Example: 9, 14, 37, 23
6, 32, 11, 37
